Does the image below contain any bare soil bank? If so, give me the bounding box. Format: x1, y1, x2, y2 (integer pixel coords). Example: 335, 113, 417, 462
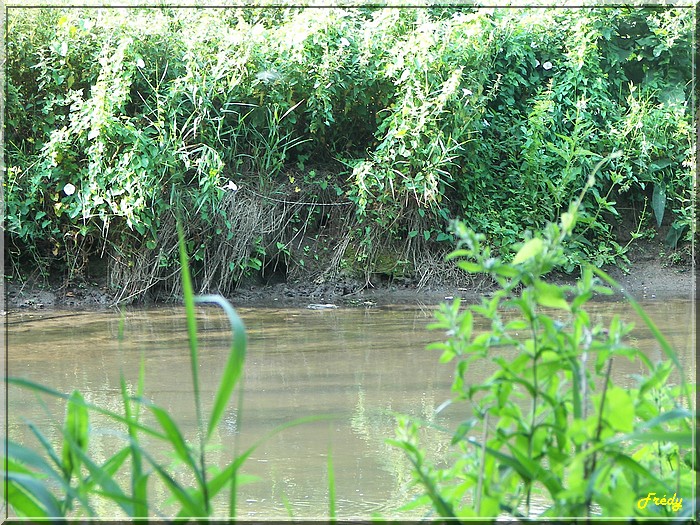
5, 243, 694, 311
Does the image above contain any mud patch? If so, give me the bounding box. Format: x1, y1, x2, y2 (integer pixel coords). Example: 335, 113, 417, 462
5, 254, 693, 312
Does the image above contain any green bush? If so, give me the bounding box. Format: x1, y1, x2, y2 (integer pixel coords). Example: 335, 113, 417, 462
390, 182, 695, 518
5, 7, 694, 298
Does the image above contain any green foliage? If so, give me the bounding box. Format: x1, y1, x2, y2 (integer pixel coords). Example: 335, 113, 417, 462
390, 189, 694, 517
6, 7, 694, 296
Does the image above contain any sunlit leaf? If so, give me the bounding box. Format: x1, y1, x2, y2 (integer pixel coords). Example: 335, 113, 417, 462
512, 238, 543, 265
534, 280, 570, 311
651, 182, 666, 227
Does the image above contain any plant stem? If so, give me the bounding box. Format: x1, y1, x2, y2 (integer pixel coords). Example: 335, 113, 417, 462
526, 313, 539, 518
476, 412, 489, 515
584, 357, 613, 514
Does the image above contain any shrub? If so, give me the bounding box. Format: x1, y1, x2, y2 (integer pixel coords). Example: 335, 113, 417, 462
5, 7, 694, 297
390, 177, 695, 518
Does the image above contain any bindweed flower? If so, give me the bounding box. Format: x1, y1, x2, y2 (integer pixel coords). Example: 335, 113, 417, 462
223, 180, 238, 192
63, 183, 76, 196
542, 61, 553, 70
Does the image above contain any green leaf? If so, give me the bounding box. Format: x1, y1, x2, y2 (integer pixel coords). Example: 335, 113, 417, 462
511, 238, 543, 265
457, 260, 483, 273
436, 232, 452, 242
591, 266, 684, 376
66, 436, 134, 516
177, 221, 202, 419
8, 377, 168, 442
602, 386, 634, 433
446, 249, 473, 260
62, 390, 89, 481
614, 430, 692, 447
560, 212, 575, 235
665, 223, 686, 249
141, 449, 206, 517
534, 280, 570, 311
148, 405, 202, 485
450, 419, 478, 445
651, 182, 666, 227
7, 473, 63, 517
194, 295, 247, 441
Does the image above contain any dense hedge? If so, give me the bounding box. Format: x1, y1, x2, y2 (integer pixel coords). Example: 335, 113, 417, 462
5, 7, 694, 299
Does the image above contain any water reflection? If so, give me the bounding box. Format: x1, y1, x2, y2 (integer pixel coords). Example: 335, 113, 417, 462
6, 298, 695, 518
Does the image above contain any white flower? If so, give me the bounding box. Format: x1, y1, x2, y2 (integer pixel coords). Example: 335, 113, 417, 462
223, 180, 238, 192
256, 70, 281, 84
339, 37, 350, 47
136, 57, 145, 69
542, 61, 553, 70
535, 59, 540, 68
462, 88, 473, 96
63, 183, 76, 196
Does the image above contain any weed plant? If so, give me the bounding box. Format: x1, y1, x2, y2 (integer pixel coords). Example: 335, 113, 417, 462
390, 160, 695, 518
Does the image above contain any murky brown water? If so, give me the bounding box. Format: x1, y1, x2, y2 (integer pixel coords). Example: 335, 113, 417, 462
6, 297, 695, 518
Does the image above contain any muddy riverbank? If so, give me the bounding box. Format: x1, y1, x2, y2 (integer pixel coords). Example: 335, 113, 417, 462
5, 244, 694, 311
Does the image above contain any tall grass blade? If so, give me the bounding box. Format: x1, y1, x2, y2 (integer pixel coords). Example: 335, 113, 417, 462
194, 294, 247, 440
7, 442, 60, 479
281, 492, 295, 518
140, 449, 207, 517
202, 415, 339, 516
8, 438, 92, 515
83, 446, 131, 487
26, 422, 64, 474
591, 265, 692, 419
177, 220, 209, 512
64, 433, 135, 516
177, 220, 204, 424
120, 373, 148, 517
61, 391, 89, 482
8, 378, 169, 441
148, 404, 204, 489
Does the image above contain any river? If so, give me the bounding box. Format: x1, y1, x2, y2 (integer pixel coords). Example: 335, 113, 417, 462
6, 296, 695, 518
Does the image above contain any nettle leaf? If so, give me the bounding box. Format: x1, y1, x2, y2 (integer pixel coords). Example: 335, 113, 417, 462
534, 280, 570, 311
602, 386, 634, 433
512, 238, 543, 265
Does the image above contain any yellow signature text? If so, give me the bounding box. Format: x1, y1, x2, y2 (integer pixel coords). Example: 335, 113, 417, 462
637, 492, 683, 512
